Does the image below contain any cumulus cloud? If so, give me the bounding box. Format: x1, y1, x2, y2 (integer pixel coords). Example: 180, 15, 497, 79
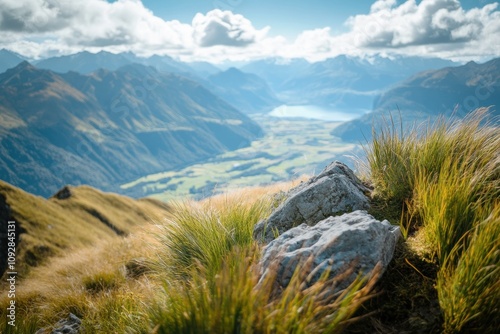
0, 0, 193, 56
0, 0, 65, 32
347, 0, 499, 48
192, 9, 269, 47
0, 0, 271, 60
0, 0, 499, 63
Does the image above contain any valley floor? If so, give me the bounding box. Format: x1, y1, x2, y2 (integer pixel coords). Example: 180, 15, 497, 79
121, 114, 360, 201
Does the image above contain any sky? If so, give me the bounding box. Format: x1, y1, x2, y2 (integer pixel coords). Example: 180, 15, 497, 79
0, 0, 499, 63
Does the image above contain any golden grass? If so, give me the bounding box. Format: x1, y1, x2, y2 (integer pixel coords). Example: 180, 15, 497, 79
0, 223, 163, 333
0, 182, 171, 279
152, 245, 379, 334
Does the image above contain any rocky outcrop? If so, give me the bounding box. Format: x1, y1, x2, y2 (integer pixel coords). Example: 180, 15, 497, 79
35, 313, 82, 334
51, 313, 82, 334
253, 161, 370, 243
259, 211, 400, 291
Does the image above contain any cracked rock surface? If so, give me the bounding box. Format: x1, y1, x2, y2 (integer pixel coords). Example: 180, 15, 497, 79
253, 161, 370, 243
259, 210, 401, 291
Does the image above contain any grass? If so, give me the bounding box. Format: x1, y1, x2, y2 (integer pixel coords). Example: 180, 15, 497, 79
0, 230, 161, 333
0, 182, 171, 279
153, 181, 302, 280
153, 246, 379, 334
361, 108, 500, 333
150, 181, 380, 333
437, 204, 500, 333
154, 193, 272, 280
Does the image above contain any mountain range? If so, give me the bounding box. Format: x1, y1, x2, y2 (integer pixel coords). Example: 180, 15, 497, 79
241, 55, 457, 111
207, 67, 281, 114
332, 58, 500, 141
1, 49, 499, 197
0, 61, 261, 197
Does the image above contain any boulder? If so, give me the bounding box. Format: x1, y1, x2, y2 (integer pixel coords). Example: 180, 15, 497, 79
259, 211, 400, 292
51, 313, 82, 334
53, 186, 72, 200
254, 161, 370, 243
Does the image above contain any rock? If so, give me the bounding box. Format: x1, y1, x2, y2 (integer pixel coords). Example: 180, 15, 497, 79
259, 211, 400, 292
53, 186, 72, 200
51, 313, 82, 334
254, 161, 371, 243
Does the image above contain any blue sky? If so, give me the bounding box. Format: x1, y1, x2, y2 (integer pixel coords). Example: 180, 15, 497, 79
141, 0, 496, 36
1, 0, 499, 62
140, 0, 376, 38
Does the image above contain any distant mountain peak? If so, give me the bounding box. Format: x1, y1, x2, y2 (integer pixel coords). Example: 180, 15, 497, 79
7, 60, 36, 73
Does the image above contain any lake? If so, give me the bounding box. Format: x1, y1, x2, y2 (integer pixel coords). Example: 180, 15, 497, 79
269, 104, 369, 122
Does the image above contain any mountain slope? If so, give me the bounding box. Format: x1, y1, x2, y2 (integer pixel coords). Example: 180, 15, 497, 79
240, 58, 311, 91
0, 180, 171, 278
0, 62, 262, 197
332, 58, 500, 141
208, 67, 282, 114
241, 56, 456, 110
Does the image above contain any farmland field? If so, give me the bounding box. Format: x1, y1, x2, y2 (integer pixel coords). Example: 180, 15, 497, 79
121, 114, 362, 201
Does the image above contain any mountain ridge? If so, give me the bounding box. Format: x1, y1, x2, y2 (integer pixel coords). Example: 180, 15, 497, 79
0, 62, 262, 197
332, 57, 500, 141
0, 179, 171, 279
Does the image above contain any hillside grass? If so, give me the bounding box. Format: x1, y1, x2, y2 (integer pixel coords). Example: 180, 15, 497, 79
362, 108, 499, 333
0, 227, 162, 333
0, 182, 171, 280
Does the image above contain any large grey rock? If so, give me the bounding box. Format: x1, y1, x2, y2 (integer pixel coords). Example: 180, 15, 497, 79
254, 161, 370, 243
259, 211, 400, 292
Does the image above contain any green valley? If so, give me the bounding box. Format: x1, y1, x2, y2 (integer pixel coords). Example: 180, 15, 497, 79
121, 115, 360, 201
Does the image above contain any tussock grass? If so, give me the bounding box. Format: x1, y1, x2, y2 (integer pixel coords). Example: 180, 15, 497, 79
151, 182, 378, 333
155, 196, 271, 279
153, 246, 379, 334
438, 204, 500, 333
0, 227, 162, 333
363, 108, 500, 333
154, 181, 300, 280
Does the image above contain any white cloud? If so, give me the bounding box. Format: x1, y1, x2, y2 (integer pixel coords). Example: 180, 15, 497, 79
0, 0, 64, 32
347, 0, 498, 49
0, 0, 193, 57
192, 9, 269, 47
0, 0, 499, 63
277, 0, 500, 63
